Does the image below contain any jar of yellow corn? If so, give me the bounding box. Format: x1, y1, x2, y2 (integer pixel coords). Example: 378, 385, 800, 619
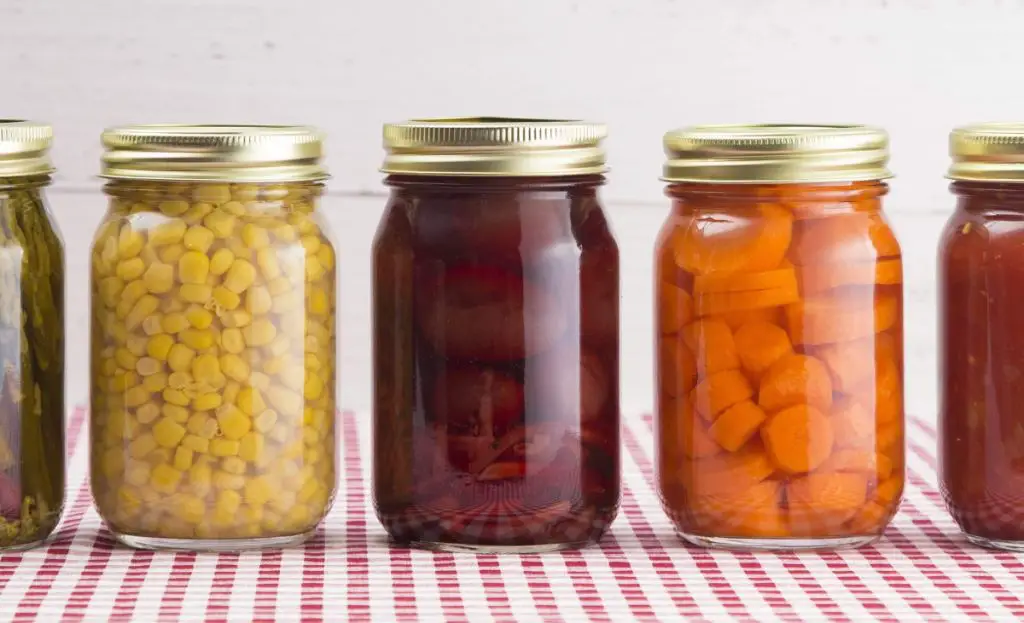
90, 125, 337, 550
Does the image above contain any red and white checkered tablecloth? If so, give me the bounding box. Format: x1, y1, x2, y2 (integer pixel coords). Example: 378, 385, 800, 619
0, 407, 1021, 622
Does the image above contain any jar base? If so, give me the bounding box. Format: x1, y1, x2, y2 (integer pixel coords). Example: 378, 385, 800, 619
965, 534, 1024, 551
402, 539, 592, 554
679, 532, 879, 551
0, 538, 48, 552
113, 530, 314, 552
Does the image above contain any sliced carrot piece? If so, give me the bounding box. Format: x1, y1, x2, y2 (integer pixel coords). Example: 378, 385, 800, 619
691, 369, 754, 421
709, 400, 768, 452
789, 212, 901, 265
729, 500, 788, 538
872, 476, 903, 507
681, 319, 740, 377
659, 336, 696, 398
873, 353, 902, 424
734, 320, 793, 382
674, 203, 794, 276
689, 446, 775, 497
665, 396, 722, 459
831, 396, 874, 449
694, 266, 797, 294
694, 280, 800, 317
692, 481, 786, 537
758, 354, 833, 413
876, 421, 902, 454
659, 281, 693, 334
814, 336, 876, 393
799, 259, 903, 294
788, 472, 869, 534
816, 449, 891, 481
761, 404, 835, 474
786, 291, 898, 345
713, 305, 784, 330
844, 501, 889, 534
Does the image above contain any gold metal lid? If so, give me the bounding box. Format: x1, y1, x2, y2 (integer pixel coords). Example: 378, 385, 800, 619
662, 124, 891, 184
0, 120, 54, 178
948, 123, 1024, 182
381, 117, 607, 177
100, 124, 328, 182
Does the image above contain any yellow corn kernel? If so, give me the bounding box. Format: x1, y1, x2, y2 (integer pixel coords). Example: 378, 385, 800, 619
203, 210, 236, 238
172, 444, 194, 470
181, 434, 210, 453
146, 334, 174, 360
125, 460, 151, 487
224, 259, 256, 293
183, 225, 215, 253
209, 438, 241, 457
304, 353, 322, 373
160, 313, 189, 334
222, 310, 253, 329
178, 250, 210, 285
216, 405, 251, 440
267, 276, 291, 296
238, 431, 265, 462
308, 288, 329, 316
300, 235, 321, 256
281, 440, 304, 461
162, 403, 190, 423
239, 506, 264, 529
277, 364, 303, 390
316, 244, 335, 271
150, 464, 183, 494
135, 402, 161, 425
108, 370, 135, 392
116, 257, 146, 281
259, 356, 281, 377
304, 374, 324, 401
244, 286, 272, 315
209, 249, 235, 278
189, 461, 213, 495
193, 185, 231, 204
303, 427, 320, 446
270, 222, 296, 242
98, 277, 125, 308
189, 352, 219, 378
304, 256, 326, 282
185, 306, 213, 330
271, 290, 302, 314
113, 347, 137, 370
212, 286, 240, 311
255, 248, 281, 280
166, 344, 196, 372
176, 494, 206, 524
249, 371, 271, 392
243, 318, 276, 347
213, 471, 245, 490
162, 388, 191, 407
159, 244, 185, 264
179, 283, 212, 304
237, 387, 266, 416
153, 416, 188, 448
282, 505, 312, 531
267, 385, 302, 416
128, 433, 158, 459
239, 223, 269, 249
253, 409, 278, 433
219, 380, 240, 405
168, 371, 192, 390
297, 477, 319, 504
192, 393, 222, 411
215, 489, 243, 515
219, 353, 249, 382
142, 372, 169, 393
100, 446, 124, 477
141, 315, 164, 336
182, 202, 214, 225
125, 295, 160, 331
187, 412, 218, 439
220, 456, 246, 476
142, 262, 174, 294
116, 280, 147, 315
100, 357, 117, 377
124, 386, 150, 408
118, 226, 145, 258
149, 219, 187, 246
179, 328, 214, 351
158, 201, 189, 217
219, 329, 244, 356
135, 356, 161, 377
242, 476, 272, 506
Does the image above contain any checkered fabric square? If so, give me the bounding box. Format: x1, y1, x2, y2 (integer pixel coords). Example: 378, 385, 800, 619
0, 407, 1020, 622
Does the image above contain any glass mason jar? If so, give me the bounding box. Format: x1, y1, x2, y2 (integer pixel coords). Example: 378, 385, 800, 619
0, 121, 65, 549
655, 124, 904, 550
939, 123, 1024, 551
373, 118, 620, 552
90, 125, 337, 550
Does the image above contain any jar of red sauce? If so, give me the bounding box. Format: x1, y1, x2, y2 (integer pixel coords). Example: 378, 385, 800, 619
372, 118, 619, 552
939, 123, 1024, 550
655, 125, 904, 550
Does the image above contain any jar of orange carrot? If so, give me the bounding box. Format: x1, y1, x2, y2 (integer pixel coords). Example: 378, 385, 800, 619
655, 124, 904, 550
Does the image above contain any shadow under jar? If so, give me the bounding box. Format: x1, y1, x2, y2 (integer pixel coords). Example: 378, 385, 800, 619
373, 118, 620, 552
939, 123, 1024, 551
90, 126, 337, 551
655, 125, 905, 550
0, 122, 65, 550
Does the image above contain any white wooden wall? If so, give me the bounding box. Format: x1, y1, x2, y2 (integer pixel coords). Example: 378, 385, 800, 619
5, 0, 1013, 419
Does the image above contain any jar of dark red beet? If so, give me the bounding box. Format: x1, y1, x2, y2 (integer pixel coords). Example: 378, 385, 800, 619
940, 123, 1024, 551
372, 118, 619, 552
